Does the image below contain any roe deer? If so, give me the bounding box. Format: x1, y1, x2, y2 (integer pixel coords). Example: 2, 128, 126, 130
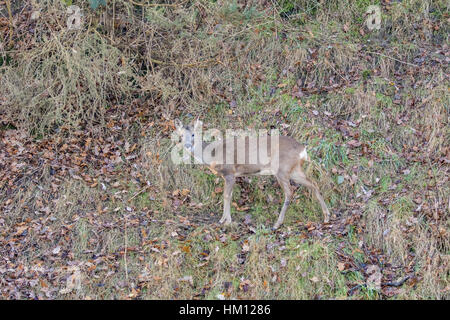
174, 118, 330, 230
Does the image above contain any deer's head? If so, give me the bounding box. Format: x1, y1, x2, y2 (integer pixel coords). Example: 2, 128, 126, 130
174, 118, 203, 153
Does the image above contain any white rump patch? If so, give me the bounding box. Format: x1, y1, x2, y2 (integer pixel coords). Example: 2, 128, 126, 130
299, 148, 308, 161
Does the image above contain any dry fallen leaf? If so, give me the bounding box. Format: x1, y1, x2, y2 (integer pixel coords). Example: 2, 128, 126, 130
15, 225, 28, 236
242, 241, 250, 253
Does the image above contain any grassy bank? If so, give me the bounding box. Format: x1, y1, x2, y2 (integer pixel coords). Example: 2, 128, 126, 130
0, 0, 448, 299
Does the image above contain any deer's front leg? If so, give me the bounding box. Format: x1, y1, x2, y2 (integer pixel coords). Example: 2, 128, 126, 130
273, 174, 292, 230
219, 175, 235, 225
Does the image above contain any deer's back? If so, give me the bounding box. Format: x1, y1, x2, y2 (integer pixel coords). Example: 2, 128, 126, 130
210, 135, 306, 177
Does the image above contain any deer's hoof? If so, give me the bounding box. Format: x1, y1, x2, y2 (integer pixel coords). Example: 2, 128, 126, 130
219, 217, 232, 225
272, 224, 281, 231
220, 220, 234, 230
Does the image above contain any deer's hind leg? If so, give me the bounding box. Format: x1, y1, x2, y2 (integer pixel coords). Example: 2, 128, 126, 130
291, 167, 330, 223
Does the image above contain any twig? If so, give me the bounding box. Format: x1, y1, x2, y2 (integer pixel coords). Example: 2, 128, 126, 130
366, 51, 419, 68
382, 275, 411, 287
128, 0, 187, 7
112, 0, 115, 41
92, 27, 116, 45
148, 57, 235, 69
124, 215, 129, 283
324, 57, 348, 84
348, 284, 365, 295
127, 185, 151, 202
348, 275, 411, 296
5, 0, 13, 47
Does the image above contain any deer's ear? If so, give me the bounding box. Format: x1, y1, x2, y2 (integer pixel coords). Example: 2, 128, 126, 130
174, 119, 183, 130
194, 118, 203, 130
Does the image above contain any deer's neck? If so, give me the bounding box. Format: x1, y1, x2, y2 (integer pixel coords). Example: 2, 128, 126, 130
185, 140, 211, 165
